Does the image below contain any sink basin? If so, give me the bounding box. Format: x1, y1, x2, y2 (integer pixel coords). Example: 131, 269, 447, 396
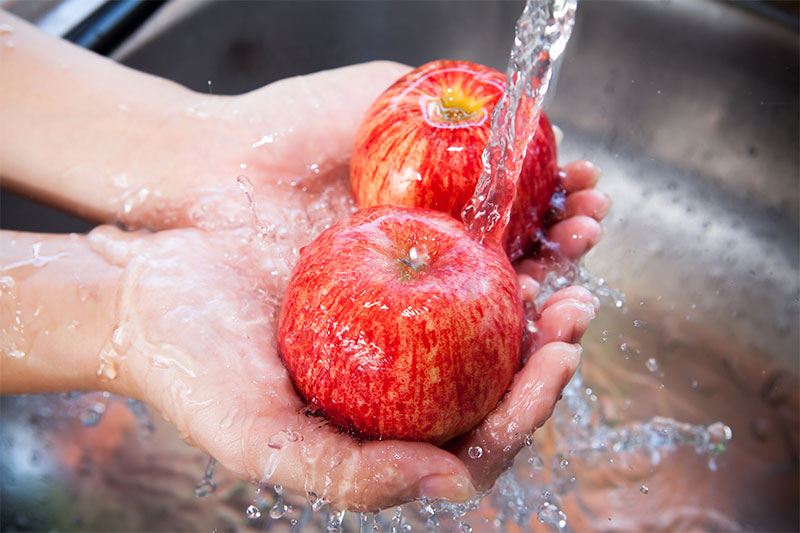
2, 1, 797, 531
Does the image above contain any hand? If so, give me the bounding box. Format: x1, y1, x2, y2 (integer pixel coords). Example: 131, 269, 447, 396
447, 161, 607, 492
85, 70, 609, 509
0, 15, 610, 510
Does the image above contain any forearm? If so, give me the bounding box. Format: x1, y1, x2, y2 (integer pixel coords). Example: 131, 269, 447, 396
0, 230, 133, 396
0, 11, 221, 224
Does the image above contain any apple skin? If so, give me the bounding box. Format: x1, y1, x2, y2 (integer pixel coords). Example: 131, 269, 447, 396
278, 205, 523, 444
350, 60, 560, 261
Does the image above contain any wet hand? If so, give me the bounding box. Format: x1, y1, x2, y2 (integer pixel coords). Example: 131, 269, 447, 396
4, 60, 610, 511
115, 65, 609, 509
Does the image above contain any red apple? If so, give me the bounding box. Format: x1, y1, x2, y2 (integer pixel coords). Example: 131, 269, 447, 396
350, 59, 560, 261
278, 205, 523, 444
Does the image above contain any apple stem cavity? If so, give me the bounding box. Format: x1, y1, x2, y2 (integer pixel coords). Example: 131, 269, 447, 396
399, 245, 429, 274
436, 85, 488, 124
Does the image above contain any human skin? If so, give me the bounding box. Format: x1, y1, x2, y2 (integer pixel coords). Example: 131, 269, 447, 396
0, 11, 610, 511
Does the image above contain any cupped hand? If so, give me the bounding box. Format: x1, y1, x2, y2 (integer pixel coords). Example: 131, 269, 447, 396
85, 62, 609, 511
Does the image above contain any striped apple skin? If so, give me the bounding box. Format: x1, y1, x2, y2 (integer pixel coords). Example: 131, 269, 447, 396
278, 205, 523, 444
350, 60, 559, 260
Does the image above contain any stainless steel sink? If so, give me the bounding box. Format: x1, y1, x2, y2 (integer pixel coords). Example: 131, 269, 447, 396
2, 1, 797, 531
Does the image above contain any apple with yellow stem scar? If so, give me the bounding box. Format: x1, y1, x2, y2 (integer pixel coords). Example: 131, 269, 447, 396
350, 59, 560, 261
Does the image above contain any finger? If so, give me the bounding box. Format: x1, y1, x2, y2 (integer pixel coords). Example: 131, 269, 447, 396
352, 440, 475, 510
239, 414, 474, 512
517, 273, 540, 304
545, 215, 604, 260
447, 342, 582, 491
501, 341, 582, 431
533, 298, 596, 346
541, 285, 599, 313
565, 189, 612, 221
561, 160, 600, 192
515, 258, 550, 283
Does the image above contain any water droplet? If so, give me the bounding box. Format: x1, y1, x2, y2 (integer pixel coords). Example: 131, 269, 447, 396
468, 446, 483, 459
269, 501, 287, 519
307, 491, 326, 512
236, 175, 254, 196
8, 349, 25, 359
640, 485, 649, 494
537, 501, 567, 529
645, 358, 659, 373
252, 134, 274, 148
0, 275, 15, 291
274, 483, 283, 494
459, 521, 473, 533
111, 326, 124, 348
97, 351, 118, 381
268, 433, 286, 449
707, 422, 733, 451
327, 509, 345, 532
194, 478, 216, 497
559, 458, 569, 468
246, 504, 261, 520
80, 402, 107, 427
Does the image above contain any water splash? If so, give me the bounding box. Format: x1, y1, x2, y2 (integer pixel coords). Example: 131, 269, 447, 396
236, 175, 271, 237
537, 501, 567, 529
79, 396, 109, 427
246, 504, 262, 520
327, 509, 345, 532
461, 0, 577, 248
269, 500, 288, 519
194, 457, 217, 497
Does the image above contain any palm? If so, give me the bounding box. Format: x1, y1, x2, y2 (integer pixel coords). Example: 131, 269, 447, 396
109, 216, 476, 511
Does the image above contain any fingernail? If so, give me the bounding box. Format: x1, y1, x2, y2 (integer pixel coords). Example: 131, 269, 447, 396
518, 274, 540, 303
562, 345, 583, 385
589, 224, 605, 247
418, 474, 475, 502
583, 160, 601, 176
577, 301, 597, 319
594, 193, 613, 219
572, 304, 596, 342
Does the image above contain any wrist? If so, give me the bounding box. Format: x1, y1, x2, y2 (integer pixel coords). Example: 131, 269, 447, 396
0, 231, 132, 397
